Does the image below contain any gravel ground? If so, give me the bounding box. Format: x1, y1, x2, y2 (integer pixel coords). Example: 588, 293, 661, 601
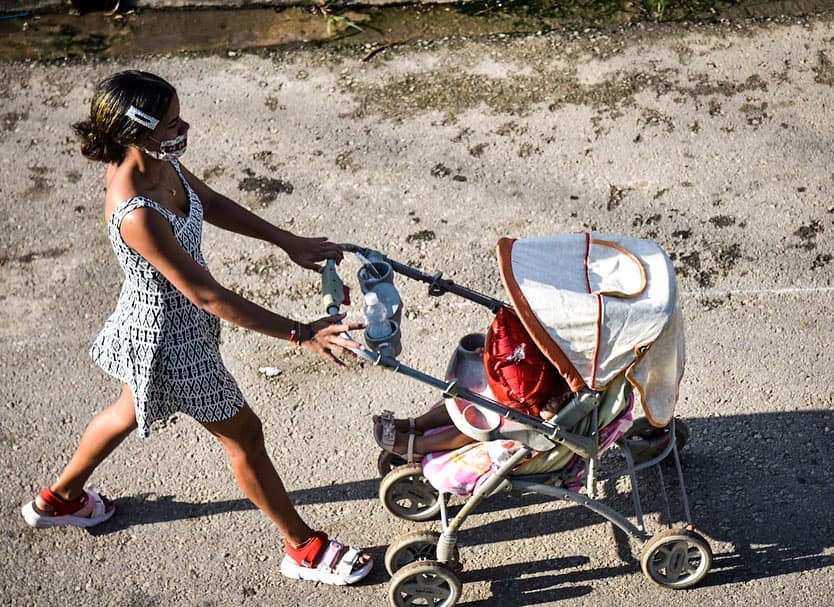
1, 12, 833, 607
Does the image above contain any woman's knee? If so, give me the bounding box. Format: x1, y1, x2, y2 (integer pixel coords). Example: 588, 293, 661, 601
215, 407, 267, 460
96, 386, 137, 433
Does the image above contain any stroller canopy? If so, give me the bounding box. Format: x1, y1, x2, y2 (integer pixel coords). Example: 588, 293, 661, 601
497, 233, 684, 427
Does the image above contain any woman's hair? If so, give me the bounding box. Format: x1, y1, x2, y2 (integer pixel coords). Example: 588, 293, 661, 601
73, 70, 176, 164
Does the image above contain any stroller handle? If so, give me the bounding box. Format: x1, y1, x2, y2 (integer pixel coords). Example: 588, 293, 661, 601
341, 243, 508, 312
320, 258, 381, 364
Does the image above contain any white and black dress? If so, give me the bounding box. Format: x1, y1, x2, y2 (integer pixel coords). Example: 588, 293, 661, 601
90, 160, 244, 437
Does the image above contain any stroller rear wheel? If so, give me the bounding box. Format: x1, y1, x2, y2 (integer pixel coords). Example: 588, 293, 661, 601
385, 530, 461, 575
388, 560, 462, 607
380, 463, 445, 522
640, 527, 712, 589
621, 417, 690, 464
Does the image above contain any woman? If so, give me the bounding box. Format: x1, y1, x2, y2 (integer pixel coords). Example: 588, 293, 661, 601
21, 70, 372, 586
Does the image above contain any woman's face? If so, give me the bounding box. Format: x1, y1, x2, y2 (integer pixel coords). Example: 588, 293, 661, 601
141, 95, 190, 160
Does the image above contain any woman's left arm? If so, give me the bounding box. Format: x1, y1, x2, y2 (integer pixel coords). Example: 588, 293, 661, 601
180, 163, 342, 272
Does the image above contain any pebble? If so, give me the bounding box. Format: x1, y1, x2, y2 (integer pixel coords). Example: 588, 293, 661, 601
258, 366, 283, 377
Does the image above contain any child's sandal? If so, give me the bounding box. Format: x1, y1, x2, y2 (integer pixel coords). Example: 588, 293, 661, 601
373, 410, 421, 436
373, 418, 424, 463
280, 531, 373, 586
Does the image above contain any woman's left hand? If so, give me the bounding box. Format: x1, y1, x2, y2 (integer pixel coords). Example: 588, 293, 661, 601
301, 313, 365, 366
285, 235, 343, 272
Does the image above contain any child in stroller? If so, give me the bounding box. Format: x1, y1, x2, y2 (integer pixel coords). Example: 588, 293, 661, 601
373, 306, 574, 462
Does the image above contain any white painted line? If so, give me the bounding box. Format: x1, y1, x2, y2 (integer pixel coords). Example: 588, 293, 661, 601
681, 286, 834, 298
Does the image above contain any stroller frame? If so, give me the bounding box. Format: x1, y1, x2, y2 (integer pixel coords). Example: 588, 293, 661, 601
330, 244, 712, 603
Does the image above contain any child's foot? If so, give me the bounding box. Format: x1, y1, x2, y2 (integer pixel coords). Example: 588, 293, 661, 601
22, 487, 116, 528
374, 422, 425, 462
372, 409, 422, 435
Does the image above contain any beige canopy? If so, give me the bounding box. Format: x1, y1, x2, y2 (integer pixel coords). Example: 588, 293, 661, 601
496, 234, 684, 428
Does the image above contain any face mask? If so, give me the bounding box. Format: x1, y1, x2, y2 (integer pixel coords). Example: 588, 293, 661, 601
142, 133, 188, 161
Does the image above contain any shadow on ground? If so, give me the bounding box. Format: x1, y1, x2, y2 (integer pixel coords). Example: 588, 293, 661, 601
90, 410, 833, 600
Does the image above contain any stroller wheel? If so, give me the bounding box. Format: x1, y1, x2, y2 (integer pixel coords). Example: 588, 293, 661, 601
640, 527, 712, 589
380, 463, 445, 522
621, 417, 690, 464
377, 449, 408, 476
385, 530, 462, 575
388, 560, 462, 607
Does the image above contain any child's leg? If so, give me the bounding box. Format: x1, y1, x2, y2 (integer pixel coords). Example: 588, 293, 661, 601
36, 384, 136, 511
414, 425, 473, 454
379, 402, 454, 433
381, 424, 474, 459
415, 404, 454, 431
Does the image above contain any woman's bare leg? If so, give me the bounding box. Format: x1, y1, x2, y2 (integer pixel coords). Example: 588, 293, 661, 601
203, 405, 371, 571
201, 405, 312, 547
35, 384, 137, 510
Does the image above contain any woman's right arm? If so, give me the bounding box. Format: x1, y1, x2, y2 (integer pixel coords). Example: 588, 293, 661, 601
119, 208, 363, 366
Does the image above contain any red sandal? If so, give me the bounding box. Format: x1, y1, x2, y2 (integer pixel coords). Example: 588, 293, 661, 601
280, 531, 373, 585
21, 487, 115, 529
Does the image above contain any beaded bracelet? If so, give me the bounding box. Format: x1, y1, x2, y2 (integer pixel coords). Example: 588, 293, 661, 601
288, 321, 302, 347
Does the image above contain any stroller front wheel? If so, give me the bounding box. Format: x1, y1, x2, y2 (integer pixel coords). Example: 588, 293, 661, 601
640, 527, 712, 589
388, 560, 462, 607
380, 462, 445, 522
385, 530, 462, 575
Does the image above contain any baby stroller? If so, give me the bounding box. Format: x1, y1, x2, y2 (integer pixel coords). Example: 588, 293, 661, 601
323, 234, 712, 606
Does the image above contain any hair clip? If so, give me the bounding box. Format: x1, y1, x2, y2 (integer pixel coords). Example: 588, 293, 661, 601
125, 105, 159, 130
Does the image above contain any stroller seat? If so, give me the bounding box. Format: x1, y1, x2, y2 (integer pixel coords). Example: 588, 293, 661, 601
422, 344, 635, 498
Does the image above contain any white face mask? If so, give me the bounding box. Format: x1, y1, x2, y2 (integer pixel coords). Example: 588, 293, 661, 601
142, 132, 188, 161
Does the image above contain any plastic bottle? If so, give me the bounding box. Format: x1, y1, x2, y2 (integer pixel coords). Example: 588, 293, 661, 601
364, 292, 391, 339
371, 281, 401, 323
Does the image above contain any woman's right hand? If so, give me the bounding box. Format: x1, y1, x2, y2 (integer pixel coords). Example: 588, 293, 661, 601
299, 313, 365, 366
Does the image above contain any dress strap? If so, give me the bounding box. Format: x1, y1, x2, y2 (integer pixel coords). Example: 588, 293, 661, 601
170, 159, 196, 200
111, 196, 178, 228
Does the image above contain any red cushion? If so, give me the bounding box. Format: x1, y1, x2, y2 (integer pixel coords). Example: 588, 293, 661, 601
483, 307, 568, 417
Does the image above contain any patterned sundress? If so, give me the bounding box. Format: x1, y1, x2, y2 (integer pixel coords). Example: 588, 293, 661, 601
90, 160, 245, 437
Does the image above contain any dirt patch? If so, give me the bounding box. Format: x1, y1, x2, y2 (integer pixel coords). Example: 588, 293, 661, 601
240, 254, 289, 279
238, 171, 294, 206
202, 165, 225, 181
24, 165, 53, 200
406, 229, 436, 244
252, 150, 283, 172
431, 163, 452, 178
335, 150, 361, 172
607, 185, 630, 211
794, 220, 824, 250
0, 247, 68, 266
700, 295, 729, 310
811, 253, 832, 270
709, 215, 736, 228
813, 50, 834, 86
716, 242, 742, 276
1, 111, 27, 132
